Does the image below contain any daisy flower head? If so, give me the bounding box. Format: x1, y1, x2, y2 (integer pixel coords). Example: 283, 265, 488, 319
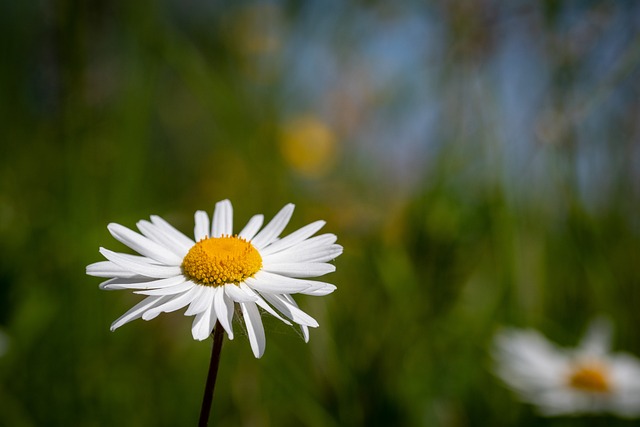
86, 200, 343, 358
492, 318, 640, 418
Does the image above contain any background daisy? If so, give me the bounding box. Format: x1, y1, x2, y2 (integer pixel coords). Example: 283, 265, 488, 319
493, 319, 640, 417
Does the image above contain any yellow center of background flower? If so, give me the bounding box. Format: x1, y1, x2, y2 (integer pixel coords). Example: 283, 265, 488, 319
568, 362, 610, 393
182, 236, 262, 286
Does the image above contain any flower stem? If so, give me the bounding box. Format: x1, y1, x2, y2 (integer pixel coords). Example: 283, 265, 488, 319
198, 320, 225, 427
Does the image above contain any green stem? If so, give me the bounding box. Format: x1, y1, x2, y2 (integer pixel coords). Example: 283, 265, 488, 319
198, 320, 225, 427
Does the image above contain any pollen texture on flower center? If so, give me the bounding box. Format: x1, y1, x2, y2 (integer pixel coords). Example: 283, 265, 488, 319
181, 235, 262, 286
568, 363, 610, 393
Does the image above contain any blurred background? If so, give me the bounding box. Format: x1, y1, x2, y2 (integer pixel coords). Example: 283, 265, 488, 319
1, 0, 640, 425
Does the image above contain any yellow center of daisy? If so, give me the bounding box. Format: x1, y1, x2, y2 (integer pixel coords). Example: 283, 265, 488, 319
181, 235, 262, 286
568, 362, 610, 393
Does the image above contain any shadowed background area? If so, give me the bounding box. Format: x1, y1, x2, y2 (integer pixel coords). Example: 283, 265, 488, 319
1, 1, 640, 426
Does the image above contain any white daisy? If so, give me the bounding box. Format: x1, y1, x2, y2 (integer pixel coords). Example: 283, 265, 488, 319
86, 199, 342, 358
492, 318, 640, 417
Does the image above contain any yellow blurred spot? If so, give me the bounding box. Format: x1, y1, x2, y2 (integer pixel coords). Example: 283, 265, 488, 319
279, 116, 338, 177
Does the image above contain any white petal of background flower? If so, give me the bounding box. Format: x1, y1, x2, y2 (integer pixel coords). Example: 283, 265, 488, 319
493, 320, 640, 418
577, 317, 612, 358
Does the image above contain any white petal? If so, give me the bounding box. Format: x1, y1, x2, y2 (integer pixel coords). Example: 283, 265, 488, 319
282, 233, 338, 251
100, 275, 186, 290
185, 286, 212, 316
241, 301, 265, 358
244, 271, 312, 294
108, 223, 183, 265
150, 215, 195, 248
137, 220, 191, 257
282, 294, 312, 342
191, 292, 217, 340
110, 295, 169, 331
239, 283, 292, 325
303, 233, 338, 246
108, 252, 163, 263
578, 317, 612, 357
251, 204, 294, 249
300, 324, 310, 342
301, 284, 337, 296
492, 328, 568, 392
87, 261, 140, 278
141, 286, 202, 320
260, 293, 319, 327
99, 248, 182, 278
98, 275, 141, 291
263, 262, 335, 278
264, 246, 343, 264
224, 283, 258, 302
212, 200, 233, 237
264, 235, 342, 263
293, 279, 336, 295
194, 210, 210, 241
135, 280, 195, 296
260, 220, 325, 255
213, 288, 235, 339
238, 214, 264, 240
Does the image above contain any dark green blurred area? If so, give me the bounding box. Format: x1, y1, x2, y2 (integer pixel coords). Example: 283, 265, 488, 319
2, 0, 640, 426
